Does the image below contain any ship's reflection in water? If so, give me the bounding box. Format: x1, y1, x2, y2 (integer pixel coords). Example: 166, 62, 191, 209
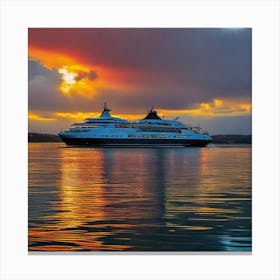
28, 143, 251, 252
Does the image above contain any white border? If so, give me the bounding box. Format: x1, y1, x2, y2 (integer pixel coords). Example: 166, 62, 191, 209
1, 0, 279, 280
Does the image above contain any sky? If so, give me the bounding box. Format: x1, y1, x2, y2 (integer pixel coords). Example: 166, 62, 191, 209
28, 28, 252, 135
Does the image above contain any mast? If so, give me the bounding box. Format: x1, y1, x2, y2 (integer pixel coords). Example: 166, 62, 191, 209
103, 102, 111, 112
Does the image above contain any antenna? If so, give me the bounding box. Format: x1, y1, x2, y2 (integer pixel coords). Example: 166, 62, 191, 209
147, 106, 154, 113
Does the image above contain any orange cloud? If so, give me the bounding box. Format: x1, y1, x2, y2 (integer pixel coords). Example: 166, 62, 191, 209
166, 98, 252, 118
55, 111, 145, 122
28, 112, 56, 121
29, 47, 135, 97
29, 47, 75, 70
57, 66, 103, 97
34, 97, 251, 124
55, 112, 99, 121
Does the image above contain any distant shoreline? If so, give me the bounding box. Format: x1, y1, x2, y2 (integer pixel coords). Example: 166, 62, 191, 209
28, 133, 252, 144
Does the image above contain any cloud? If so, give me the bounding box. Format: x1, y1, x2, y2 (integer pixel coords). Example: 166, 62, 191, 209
180, 98, 251, 117
28, 112, 56, 121
28, 59, 251, 116
28, 59, 66, 111
28, 28, 252, 134
88, 70, 98, 80
29, 28, 252, 101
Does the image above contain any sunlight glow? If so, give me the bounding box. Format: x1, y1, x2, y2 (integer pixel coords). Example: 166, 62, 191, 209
59, 68, 77, 85
162, 98, 252, 118
28, 112, 56, 121
29, 48, 127, 97
53, 99, 251, 123
58, 67, 78, 94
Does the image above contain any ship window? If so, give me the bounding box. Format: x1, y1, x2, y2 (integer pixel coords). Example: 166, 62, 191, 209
68, 129, 91, 133
80, 125, 99, 128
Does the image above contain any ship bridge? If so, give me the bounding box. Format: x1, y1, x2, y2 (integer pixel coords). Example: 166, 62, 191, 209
85, 103, 128, 123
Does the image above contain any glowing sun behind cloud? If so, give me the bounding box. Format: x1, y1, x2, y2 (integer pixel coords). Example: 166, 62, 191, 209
57, 65, 101, 97
58, 67, 77, 93
59, 68, 76, 84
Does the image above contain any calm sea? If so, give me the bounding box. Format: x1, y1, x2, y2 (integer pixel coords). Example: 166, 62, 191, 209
28, 143, 252, 252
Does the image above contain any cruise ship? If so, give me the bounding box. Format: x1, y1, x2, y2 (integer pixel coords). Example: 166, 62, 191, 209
58, 104, 212, 147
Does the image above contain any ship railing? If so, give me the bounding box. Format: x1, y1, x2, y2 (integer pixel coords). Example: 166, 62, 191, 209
185, 124, 202, 133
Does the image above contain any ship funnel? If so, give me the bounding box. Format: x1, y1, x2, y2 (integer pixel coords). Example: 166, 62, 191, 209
99, 102, 112, 118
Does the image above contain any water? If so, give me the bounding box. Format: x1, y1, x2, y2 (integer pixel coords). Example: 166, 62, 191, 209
28, 143, 252, 252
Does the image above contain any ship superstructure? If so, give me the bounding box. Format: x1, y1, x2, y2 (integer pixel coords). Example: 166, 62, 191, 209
58, 104, 212, 147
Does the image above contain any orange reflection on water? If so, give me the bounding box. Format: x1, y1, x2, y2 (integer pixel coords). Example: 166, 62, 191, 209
28, 143, 252, 251
29, 146, 168, 251
58, 149, 106, 228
